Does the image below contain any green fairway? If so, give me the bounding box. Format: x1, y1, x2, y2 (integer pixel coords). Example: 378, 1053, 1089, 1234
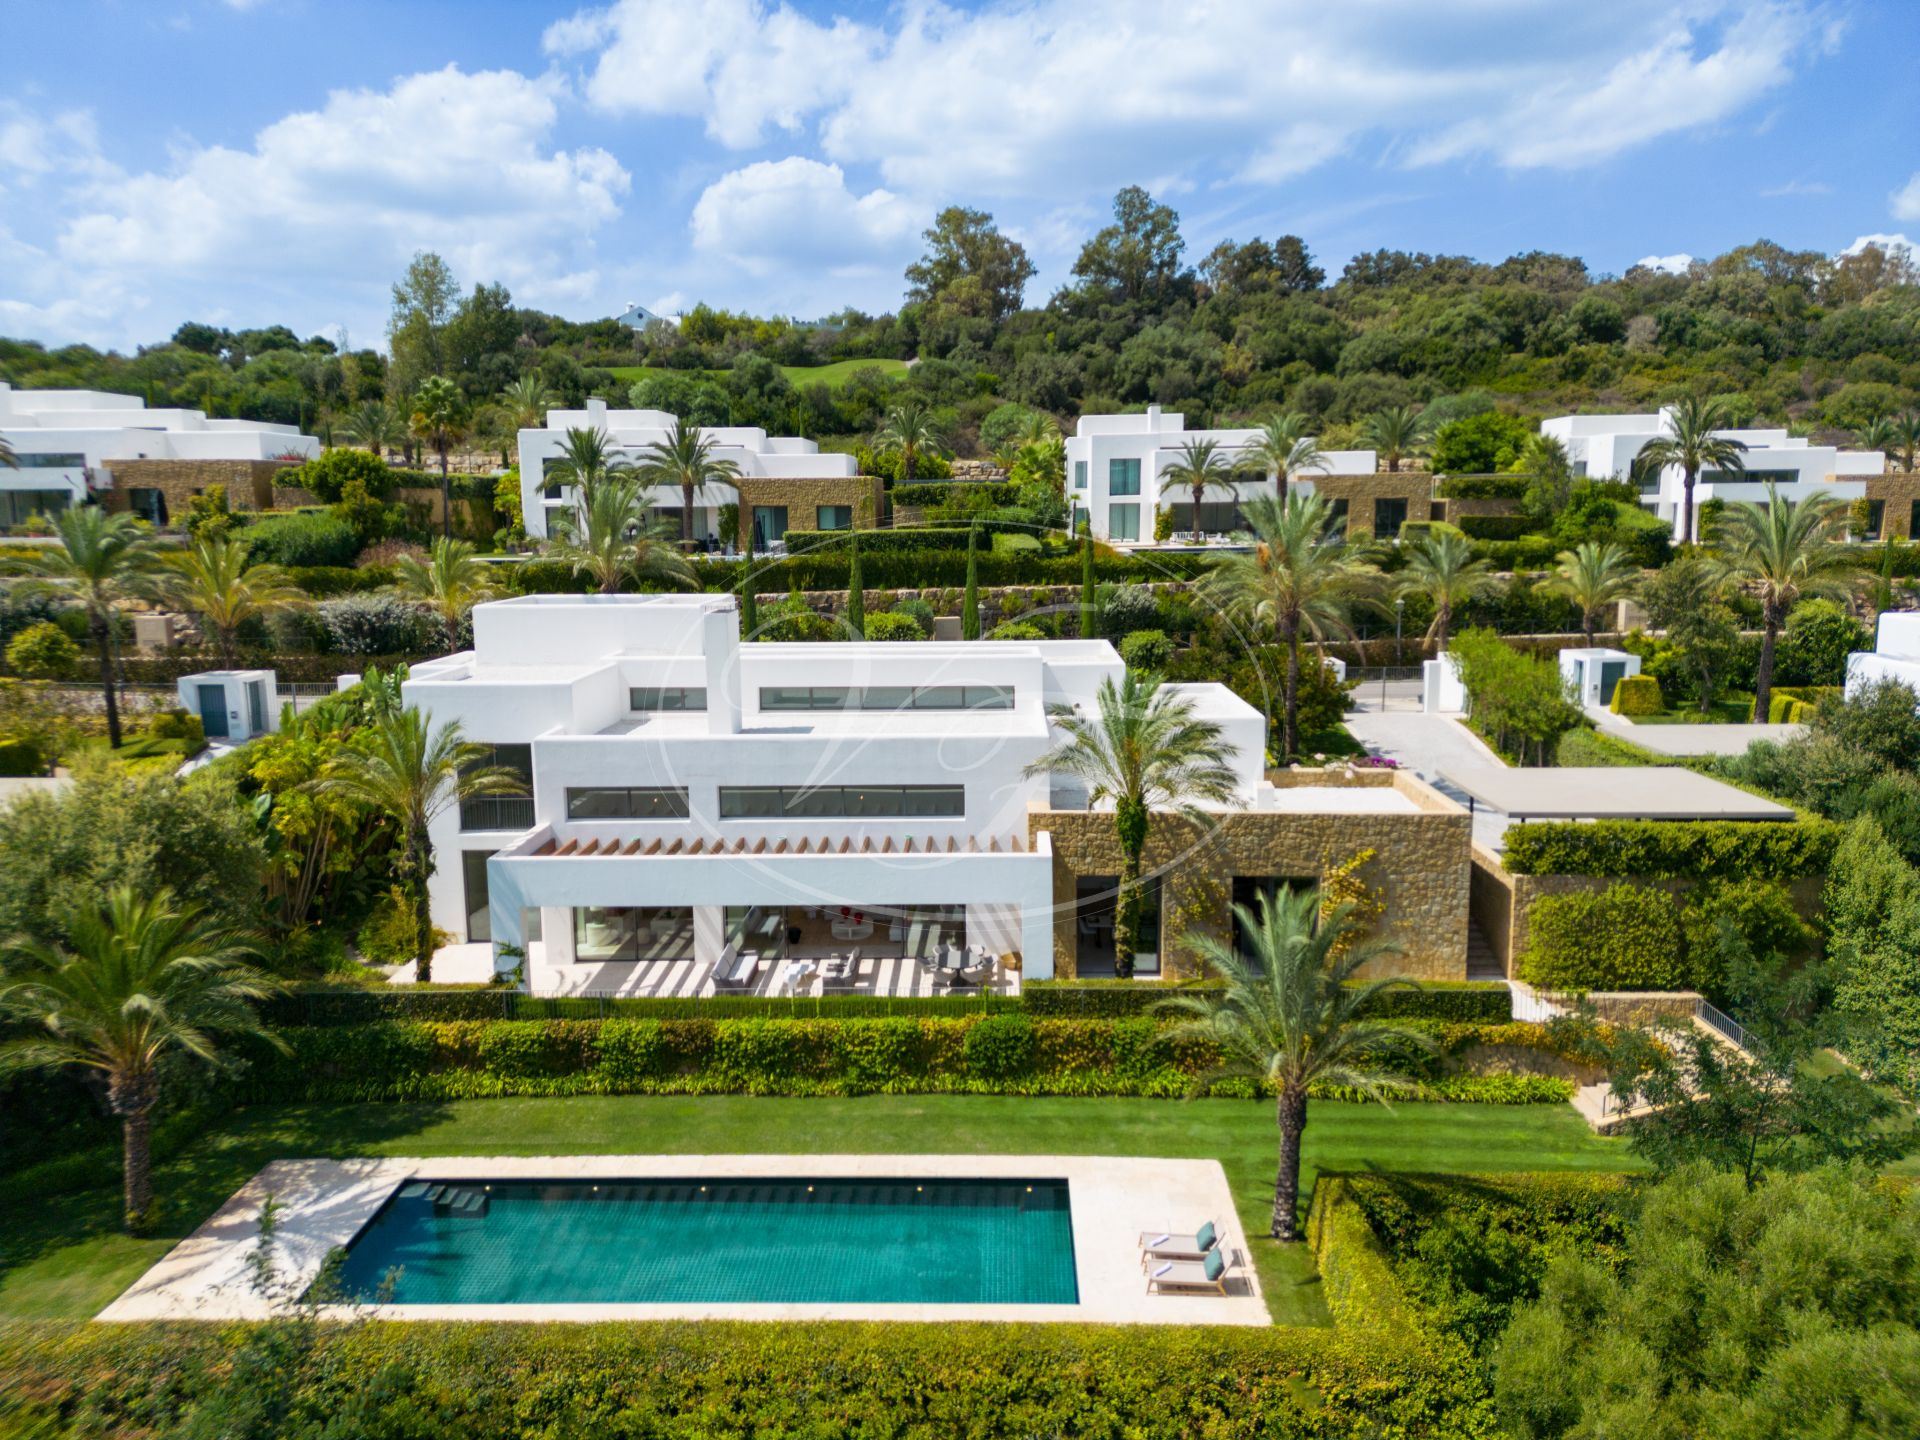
0, 1094, 1637, 1326
604, 358, 910, 390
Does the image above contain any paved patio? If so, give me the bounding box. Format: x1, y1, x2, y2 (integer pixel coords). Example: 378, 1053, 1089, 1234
100, 1153, 1267, 1327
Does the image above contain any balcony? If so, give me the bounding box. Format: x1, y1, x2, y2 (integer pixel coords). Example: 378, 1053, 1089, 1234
459, 795, 536, 832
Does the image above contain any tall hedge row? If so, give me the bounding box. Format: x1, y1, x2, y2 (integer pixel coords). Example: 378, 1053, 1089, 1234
1500, 817, 1838, 879
237, 1016, 1576, 1104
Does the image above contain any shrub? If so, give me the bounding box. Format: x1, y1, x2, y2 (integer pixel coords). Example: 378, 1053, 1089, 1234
889, 596, 936, 636
1457, 514, 1536, 541
1100, 583, 1160, 637
0, 734, 47, 776
1436, 473, 1530, 500
987, 620, 1046, 639
862, 611, 923, 641
285, 564, 389, 597
1681, 879, 1814, 990
1762, 684, 1840, 724
1501, 817, 1838, 879
243, 512, 359, 567
1519, 883, 1688, 990
292, 448, 397, 502
1772, 599, 1868, 687
1023, 980, 1514, 1022
146, 708, 205, 750
4, 621, 79, 679
1118, 628, 1177, 670
356, 886, 449, 968
1608, 674, 1663, 716
752, 595, 835, 642
962, 1013, 1037, 1079
318, 594, 434, 656
893, 481, 1021, 508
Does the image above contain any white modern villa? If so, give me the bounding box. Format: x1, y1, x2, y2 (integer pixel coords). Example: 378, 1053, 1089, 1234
517, 398, 868, 548
1540, 408, 1886, 527
0, 383, 318, 527
1064, 406, 1377, 543
1847, 612, 1920, 704
403, 594, 1470, 996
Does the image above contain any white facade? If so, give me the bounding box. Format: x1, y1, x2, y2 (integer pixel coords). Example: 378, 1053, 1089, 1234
516, 398, 858, 543
1540, 407, 1884, 529
401, 594, 1270, 992
1558, 648, 1642, 708
1846, 612, 1920, 705
0, 383, 318, 525
176, 669, 281, 743
1063, 405, 1376, 544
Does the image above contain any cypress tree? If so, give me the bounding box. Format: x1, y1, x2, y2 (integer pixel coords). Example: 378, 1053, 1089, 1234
846, 533, 866, 638
962, 525, 981, 640
1079, 534, 1096, 638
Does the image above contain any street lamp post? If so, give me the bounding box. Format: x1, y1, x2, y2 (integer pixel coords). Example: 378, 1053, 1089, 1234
1394, 597, 1405, 669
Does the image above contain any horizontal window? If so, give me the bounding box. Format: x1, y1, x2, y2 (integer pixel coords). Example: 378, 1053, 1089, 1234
817, 504, 852, 531
758, 685, 1013, 712
566, 787, 691, 820
15, 452, 85, 469
630, 686, 706, 712
718, 784, 965, 819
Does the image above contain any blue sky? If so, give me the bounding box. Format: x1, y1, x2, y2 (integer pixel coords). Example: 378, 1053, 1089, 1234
2, 0, 1916, 353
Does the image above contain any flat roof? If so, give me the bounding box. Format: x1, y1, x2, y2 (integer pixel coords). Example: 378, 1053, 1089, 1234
1252, 784, 1419, 815
1441, 766, 1794, 822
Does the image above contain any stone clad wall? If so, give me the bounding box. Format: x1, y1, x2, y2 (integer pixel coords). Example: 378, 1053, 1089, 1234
1863, 471, 1920, 538
735, 475, 885, 548
101, 459, 294, 516
1028, 770, 1472, 982
1310, 471, 1436, 539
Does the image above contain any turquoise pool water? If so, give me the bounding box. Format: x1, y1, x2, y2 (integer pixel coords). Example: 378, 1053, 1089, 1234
333, 1177, 1078, 1306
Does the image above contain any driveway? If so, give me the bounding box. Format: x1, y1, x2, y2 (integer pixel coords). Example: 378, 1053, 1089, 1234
1345, 690, 1512, 849
1587, 707, 1804, 758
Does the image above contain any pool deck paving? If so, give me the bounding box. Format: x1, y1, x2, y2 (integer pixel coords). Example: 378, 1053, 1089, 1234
98, 1153, 1268, 1327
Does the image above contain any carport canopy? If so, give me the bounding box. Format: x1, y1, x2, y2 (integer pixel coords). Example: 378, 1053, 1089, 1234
1441, 766, 1795, 822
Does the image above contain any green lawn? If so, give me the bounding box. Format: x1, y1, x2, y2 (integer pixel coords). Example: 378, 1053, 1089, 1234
0, 1095, 1635, 1326
604, 358, 910, 391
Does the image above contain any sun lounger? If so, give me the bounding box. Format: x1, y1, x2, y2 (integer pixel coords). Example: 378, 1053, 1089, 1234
821, 948, 865, 994
711, 946, 760, 993
1145, 1246, 1237, 1296
1138, 1220, 1220, 1265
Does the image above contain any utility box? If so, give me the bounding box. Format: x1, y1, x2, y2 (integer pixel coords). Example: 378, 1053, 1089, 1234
1422, 652, 1465, 714
1558, 647, 1641, 708
176, 669, 279, 743
132, 612, 187, 653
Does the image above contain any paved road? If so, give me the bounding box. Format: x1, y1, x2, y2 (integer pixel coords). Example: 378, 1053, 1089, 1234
1586, 707, 1804, 758
1345, 690, 1512, 849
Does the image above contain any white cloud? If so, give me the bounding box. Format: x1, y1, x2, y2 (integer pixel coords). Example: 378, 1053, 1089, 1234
1759, 178, 1831, 197
1892, 173, 1920, 222
1844, 232, 1917, 262
690, 157, 920, 278
546, 0, 875, 149
1635, 252, 1695, 273
11, 67, 628, 347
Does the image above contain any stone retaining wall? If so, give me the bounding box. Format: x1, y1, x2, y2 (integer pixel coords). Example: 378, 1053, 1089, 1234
101, 459, 296, 519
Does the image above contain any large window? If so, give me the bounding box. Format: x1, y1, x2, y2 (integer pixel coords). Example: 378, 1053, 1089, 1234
758, 684, 1013, 712
1373, 496, 1408, 539
0, 490, 72, 527
1073, 460, 1087, 490
1108, 458, 1141, 495
1107, 503, 1140, 541
573, 906, 695, 963
1859, 500, 1886, 541
816, 504, 852, 531
15, 452, 84, 469
752, 505, 788, 548
566, 786, 690, 820
1072, 875, 1160, 977
1703, 468, 1798, 486
630, 686, 705, 712
462, 850, 494, 943
1166, 500, 1246, 535
458, 743, 534, 831
718, 784, 965, 819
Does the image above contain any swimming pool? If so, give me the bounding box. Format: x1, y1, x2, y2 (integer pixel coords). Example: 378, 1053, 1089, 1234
332, 1177, 1078, 1306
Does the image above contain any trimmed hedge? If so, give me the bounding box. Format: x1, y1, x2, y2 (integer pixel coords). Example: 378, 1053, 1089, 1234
1518, 882, 1689, 991
1023, 979, 1514, 1023
1456, 515, 1536, 541
1500, 816, 1838, 879
237, 1016, 1574, 1104
1435, 474, 1530, 500
286, 564, 394, 597
1760, 684, 1840, 723
262, 987, 1017, 1026
1608, 673, 1664, 716
0, 1318, 1481, 1438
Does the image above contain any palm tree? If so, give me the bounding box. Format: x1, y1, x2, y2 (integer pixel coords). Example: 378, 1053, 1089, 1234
166, 534, 302, 669
1546, 541, 1639, 645
1636, 396, 1748, 545
1891, 412, 1920, 474
338, 399, 404, 458
542, 424, 632, 511
1203, 493, 1378, 761
0, 434, 17, 469
1238, 413, 1327, 505
1023, 671, 1238, 978
1017, 411, 1060, 447
0, 886, 282, 1231
1714, 484, 1858, 721
547, 475, 695, 595
1361, 405, 1428, 473
873, 397, 947, 485
499, 375, 556, 435
638, 417, 742, 546
1395, 530, 1498, 652
7, 507, 168, 746
391, 537, 504, 645
313, 706, 526, 983
410, 376, 469, 538
1854, 414, 1899, 461
1152, 888, 1432, 1241
1160, 438, 1240, 542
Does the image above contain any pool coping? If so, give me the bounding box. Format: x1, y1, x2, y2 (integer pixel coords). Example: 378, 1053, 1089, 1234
98, 1153, 1268, 1327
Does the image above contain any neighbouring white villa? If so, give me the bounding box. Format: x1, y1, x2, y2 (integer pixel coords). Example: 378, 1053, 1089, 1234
1064, 406, 1377, 543
1846, 612, 1920, 705
403, 594, 1472, 997
0, 382, 319, 527
516, 398, 870, 548
1540, 408, 1885, 529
